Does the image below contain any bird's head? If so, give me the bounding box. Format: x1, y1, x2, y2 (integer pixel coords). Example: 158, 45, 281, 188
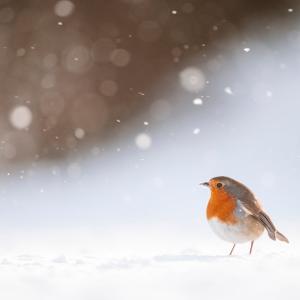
200, 176, 254, 199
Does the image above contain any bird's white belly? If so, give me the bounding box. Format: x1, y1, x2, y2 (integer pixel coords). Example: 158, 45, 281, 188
208, 217, 264, 244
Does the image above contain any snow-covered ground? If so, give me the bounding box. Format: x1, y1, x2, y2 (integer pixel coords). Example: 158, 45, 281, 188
0, 229, 297, 300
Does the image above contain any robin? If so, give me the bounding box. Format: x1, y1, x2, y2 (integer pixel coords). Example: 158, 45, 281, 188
200, 176, 289, 255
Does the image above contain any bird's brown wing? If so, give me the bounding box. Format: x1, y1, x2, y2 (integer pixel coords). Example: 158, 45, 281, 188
238, 196, 289, 243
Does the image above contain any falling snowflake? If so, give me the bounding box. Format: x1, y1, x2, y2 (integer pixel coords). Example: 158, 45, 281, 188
193, 98, 203, 105
193, 128, 200, 135
54, 0, 75, 18
9, 105, 32, 129
74, 128, 85, 139
266, 90, 273, 97
180, 67, 206, 93
224, 87, 233, 95
135, 133, 152, 150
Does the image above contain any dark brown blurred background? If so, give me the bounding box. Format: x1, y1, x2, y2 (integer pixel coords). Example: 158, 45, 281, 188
0, 0, 298, 166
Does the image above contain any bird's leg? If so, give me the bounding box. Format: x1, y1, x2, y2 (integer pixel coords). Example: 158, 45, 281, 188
229, 244, 236, 255
249, 240, 254, 255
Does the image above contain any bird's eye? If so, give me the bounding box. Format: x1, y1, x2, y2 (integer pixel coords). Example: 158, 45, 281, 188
216, 182, 223, 188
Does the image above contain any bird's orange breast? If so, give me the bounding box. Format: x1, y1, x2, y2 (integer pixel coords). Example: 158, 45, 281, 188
206, 189, 237, 224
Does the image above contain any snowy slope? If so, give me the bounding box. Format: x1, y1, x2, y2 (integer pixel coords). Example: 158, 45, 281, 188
0, 233, 297, 300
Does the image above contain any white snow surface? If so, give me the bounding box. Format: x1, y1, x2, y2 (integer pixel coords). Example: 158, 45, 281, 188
0, 231, 297, 300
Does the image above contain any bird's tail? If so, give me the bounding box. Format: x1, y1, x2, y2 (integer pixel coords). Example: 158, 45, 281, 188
258, 211, 289, 243
275, 231, 289, 243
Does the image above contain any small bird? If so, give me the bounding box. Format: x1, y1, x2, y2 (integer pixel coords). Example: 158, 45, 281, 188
201, 176, 289, 255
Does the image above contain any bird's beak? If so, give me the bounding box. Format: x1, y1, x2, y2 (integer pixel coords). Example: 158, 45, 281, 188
199, 182, 209, 187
